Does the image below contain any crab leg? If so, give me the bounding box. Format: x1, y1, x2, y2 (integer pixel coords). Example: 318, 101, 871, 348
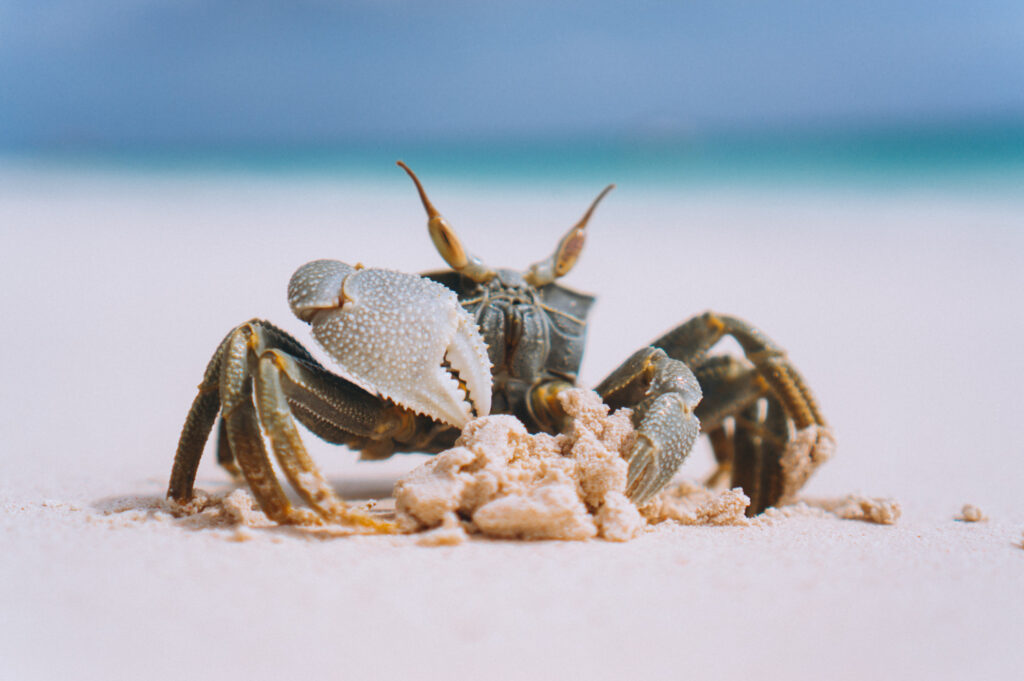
731, 393, 793, 514
170, 323, 293, 516
689, 355, 762, 489
596, 347, 702, 506
254, 351, 339, 514
218, 324, 295, 523
651, 311, 833, 513
652, 311, 825, 429
214, 418, 240, 478
252, 348, 399, 529
690, 354, 792, 512
170, 322, 304, 512
168, 320, 387, 523
690, 355, 766, 430
211, 316, 324, 477
168, 330, 231, 502
169, 318, 446, 528
213, 322, 326, 481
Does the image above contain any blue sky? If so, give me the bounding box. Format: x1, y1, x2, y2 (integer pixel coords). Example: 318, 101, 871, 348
2, 1, 1023, 149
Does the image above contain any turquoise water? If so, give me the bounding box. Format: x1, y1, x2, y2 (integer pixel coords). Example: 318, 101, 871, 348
5, 124, 1024, 192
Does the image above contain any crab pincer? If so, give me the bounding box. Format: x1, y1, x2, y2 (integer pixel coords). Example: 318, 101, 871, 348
289, 260, 493, 427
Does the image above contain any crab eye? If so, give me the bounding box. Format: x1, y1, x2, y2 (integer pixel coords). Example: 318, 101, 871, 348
398, 160, 496, 283
554, 225, 587, 277
524, 184, 614, 287
428, 214, 469, 270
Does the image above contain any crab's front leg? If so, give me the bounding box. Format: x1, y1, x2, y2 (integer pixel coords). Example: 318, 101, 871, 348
595, 347, 702, 506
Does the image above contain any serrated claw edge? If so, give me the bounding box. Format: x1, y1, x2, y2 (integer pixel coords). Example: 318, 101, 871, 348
444, 308, 493, 419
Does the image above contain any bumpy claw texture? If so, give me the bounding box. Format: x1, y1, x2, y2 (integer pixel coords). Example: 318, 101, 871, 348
289, 260, 492, 428
627, 353, 702, 505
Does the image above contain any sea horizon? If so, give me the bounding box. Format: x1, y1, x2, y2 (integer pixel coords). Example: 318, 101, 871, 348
3, 122, 1024, 195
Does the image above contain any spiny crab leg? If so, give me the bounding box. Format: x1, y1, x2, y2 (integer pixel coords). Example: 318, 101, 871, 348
288, 260, 493, 428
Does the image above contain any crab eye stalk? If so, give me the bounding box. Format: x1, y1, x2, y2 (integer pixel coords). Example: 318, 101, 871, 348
523, 183, 614, 287
397, 161, 496, 284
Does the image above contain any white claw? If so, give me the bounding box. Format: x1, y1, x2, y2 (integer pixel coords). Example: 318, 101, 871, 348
444, 309, 492, 418
290, 261, 492, 428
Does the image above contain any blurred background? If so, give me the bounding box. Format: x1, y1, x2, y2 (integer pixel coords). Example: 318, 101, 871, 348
2, 0, 1023, 184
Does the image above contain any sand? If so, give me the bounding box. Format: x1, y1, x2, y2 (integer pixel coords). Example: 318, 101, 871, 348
393, 389, 877, 541
2, 166, 1024, 681
957, 504, 987, 522
394, 390, 643, 541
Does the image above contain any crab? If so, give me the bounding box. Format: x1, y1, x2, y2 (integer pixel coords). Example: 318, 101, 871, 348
169, 162, 833, 530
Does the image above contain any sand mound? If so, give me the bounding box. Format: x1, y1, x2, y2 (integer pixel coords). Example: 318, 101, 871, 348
394, 389, 750, 542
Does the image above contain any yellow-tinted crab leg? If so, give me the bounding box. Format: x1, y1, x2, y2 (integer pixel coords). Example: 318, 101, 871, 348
651, 311, 832, 514
214, 418, 240, 479
731, 392, 792, 514
170, 318, 415, 529
219, 324, 296, 523
653, 311, 825, 430
691, 354, 797, 512
253, 349, 397, 531
170, 320, 318, 506
689, 355, 766, 431
170, 321, 319, 523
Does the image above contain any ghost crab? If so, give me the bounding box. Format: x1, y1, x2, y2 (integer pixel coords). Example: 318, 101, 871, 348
169, 162, 833, 530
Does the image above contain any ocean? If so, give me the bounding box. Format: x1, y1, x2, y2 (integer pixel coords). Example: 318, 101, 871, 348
4, 123, 1024, 195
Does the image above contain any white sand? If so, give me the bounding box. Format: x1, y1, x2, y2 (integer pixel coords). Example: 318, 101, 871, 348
2, 165, 1023, 680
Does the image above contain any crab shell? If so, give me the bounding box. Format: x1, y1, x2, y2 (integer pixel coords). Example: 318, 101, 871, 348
287, 260, 492, 428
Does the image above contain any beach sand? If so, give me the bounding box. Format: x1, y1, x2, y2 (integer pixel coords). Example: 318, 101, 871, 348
2, 166, 1022, 680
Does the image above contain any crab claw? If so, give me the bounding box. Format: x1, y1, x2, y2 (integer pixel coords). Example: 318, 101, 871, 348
288, 260, 492, 428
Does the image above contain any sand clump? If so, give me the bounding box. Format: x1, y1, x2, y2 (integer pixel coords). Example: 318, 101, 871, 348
792, 495, 902, 525
394, 389, 643, 541
957, 504, 986, 522
777, 424, 837, 504
165, 488, 302, 531
825, 495, 901, 524
394, 389, 750, 542
641, 480, 750, 526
